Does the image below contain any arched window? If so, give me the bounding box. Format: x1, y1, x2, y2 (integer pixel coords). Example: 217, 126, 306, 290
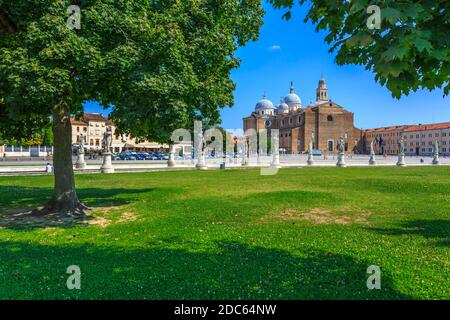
327, 115, 333, 122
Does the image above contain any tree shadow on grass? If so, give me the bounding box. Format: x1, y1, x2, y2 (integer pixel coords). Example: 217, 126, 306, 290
369, 220, 450, 247
0, 240, 412, 300
0, 186, 154, 231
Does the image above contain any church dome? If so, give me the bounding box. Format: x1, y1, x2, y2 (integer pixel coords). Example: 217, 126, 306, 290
284, 82, 302, 109
255, 94, 275, 111
277, 99, 289, 114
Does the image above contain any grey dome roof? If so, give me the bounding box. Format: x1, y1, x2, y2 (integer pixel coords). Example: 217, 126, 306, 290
277, 99, 289, 112
255, 94, 275, 111
284, 82, 302, 107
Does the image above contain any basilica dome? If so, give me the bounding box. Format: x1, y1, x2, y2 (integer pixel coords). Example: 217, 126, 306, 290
284, 82, 302, 109
277, 99, 289, 114
255, 95, 275, 111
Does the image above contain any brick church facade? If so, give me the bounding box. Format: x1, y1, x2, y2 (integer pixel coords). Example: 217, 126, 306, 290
243, 78, 362, 154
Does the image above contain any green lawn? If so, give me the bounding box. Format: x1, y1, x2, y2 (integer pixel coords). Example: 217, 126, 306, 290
0, 167, 448, 300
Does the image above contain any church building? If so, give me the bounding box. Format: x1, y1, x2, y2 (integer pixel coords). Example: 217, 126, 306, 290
243, 78, 362, 154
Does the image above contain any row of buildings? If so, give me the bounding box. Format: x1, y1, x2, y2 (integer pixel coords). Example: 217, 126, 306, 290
1, 78, 448, 158
243, 78, 450, 156
1, 113, 192, 158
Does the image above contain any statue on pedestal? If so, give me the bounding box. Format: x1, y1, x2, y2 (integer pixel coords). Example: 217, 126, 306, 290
75, 133, 87, 169
102, 127, 113, 153
336, 136, 346, 167
79, 133, 85, 155
196, 132, 207, 170
100, 127, 114, 173
432, 140, 440, 165
369, 139, 376, 165
271, 132, 281, 168
397, 136, 406, 167
307, 137, 315, 166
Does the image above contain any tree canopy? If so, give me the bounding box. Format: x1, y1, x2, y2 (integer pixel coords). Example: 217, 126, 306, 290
0, 0, 264, 213
268, 0, 450, 98
0, 0, 264, 142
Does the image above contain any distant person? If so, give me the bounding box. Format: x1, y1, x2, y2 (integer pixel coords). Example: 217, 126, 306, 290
420, 158, 424, 163
46, 163, 53, 173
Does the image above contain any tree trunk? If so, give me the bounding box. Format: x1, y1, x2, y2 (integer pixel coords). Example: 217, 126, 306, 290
38, 105, 87, 215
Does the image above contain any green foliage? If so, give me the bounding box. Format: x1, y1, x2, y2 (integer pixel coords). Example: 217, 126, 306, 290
268, 0, 450, 98
0, 0, 264, 142
0, 167, 448, 299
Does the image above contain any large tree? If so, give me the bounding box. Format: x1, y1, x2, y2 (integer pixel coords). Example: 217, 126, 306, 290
0, 0, 264, 214
268, 0, 449, 98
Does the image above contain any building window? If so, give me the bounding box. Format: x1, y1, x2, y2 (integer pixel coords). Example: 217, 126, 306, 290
95, 139, 100, 146
90, 139, 93, 145
76, 127, 80, 133
327, 115, 333, 122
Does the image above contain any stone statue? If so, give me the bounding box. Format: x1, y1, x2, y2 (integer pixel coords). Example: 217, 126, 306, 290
396, 136, 406, 167
102, 127, 112, 153
398, 136, 405, 155
370, 140, 375, 155
337, 137, 345, 153
432, 140, 440, 165
79, 133, 85, 154
369, 139, 376, 165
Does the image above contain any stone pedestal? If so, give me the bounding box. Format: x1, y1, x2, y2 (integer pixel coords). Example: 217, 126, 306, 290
432, 153, 440, 165
75, 153, 87, 169
196, 153, 208, 170
241, 155, 249, 166
336, 152, 346, 167
307, 153, 315, 166
396, 153, 406, 167
101, 152, 115, 173
167, 145, 176, 167
271, 154, 281, 169
369, 153, 376, 165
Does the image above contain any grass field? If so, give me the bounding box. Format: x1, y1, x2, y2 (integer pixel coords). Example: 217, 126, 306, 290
0, 167, 448, 300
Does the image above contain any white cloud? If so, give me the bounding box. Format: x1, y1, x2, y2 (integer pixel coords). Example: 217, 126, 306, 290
268, 45, 281, 52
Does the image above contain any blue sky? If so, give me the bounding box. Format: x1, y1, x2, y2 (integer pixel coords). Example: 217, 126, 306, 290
85, 4, 449, 131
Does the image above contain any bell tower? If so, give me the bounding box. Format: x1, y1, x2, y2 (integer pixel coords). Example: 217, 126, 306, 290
316, 76, 328, 102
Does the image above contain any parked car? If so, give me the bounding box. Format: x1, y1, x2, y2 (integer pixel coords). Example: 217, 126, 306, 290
156, 153, 169, 160
119, 153, 136, 160
112, 154, 121, 160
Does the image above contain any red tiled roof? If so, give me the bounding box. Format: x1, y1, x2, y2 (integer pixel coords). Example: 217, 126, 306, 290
83, 113, 109, 122
364, 122, 450, 134
364, 125, 410, 134
70, 113, 115, 125
403, 122, 450, 132
70, 117, 87, 126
